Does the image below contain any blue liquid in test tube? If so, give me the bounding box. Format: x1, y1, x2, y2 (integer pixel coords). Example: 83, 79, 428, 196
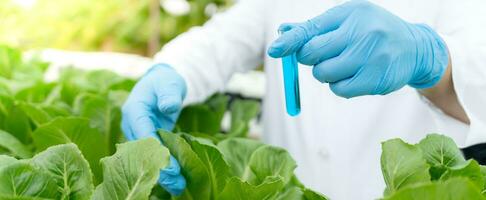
281, 52, 301, 116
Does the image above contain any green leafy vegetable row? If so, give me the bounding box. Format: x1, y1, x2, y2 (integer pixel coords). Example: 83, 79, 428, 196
157, 131, 327, 200
380, 134, 486, 199
0, 138, 169, 200
0, 45, 327, 199
6, 43, 483, 200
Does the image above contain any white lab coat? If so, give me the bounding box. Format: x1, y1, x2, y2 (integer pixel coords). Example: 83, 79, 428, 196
154, 0, 486, 199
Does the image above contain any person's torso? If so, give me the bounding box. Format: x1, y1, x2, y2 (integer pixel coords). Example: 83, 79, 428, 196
260, 0, 469, 199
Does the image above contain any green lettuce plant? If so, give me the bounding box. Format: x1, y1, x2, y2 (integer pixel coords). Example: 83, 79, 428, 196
0, 45, 327, 199
381, 134, 486, 199
4, 45, 486, 200
0, 138, 169, 199
157, 131, 326, 200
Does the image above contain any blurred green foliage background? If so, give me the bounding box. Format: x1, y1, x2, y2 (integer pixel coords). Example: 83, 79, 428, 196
0, 0, 232, 56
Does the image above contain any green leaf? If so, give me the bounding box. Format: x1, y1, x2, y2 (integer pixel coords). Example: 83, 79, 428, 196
31, 144, 94, 200
248, 145, 297, 185
275, 186, 304, 200
158, 131, 211, 200
58, 68, 132, 96
175, 94, 228, 135
108, 79, 136, 92
0, 161, 58, 199
184, 135, 231, 196
381, 138, 431, 196
0, 129, 32, 158
74, 93, 120, 154
15, 82, 56, 104
107, 90, 130, 108
32, 117, 108, 182
5, 105, 32, 144
288, 175, 305, 188
417, 134, 466, 179
219, 138, 296, 186
302, 188, 329, 200
18, 102, 53, 126
15, 57, 50, 80
205, 93, 229, 126
0, 155, 17, 168
228, 99, 259, 137
275, 187, 328, 200
274, 176, 327, 200
176, 105, 220, 134
439, 159, 484, 189
85, 70, 130, 92
0, 81, 11, 96
217, 176, 284, 200
0, 45, 22, 79
149, 185, 172, 200
59, 82, 82, 106
217, 138, 264, 178
0, 95, 33, 144
480, 165, 486, 191
41, 103, 72, 117
92, 138, 170, 200
0, 77, 37, 95
227, 122, 247, 138
185, 132, 227, 144
384, 178, 485, 200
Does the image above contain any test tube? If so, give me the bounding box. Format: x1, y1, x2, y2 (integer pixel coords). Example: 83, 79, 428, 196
281, 47, 301, 116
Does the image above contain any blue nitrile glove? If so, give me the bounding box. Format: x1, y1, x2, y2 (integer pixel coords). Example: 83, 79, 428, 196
121, 64, 187, 195
268, 0, 449, 98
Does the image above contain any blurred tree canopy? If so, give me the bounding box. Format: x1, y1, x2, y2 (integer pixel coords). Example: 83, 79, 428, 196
0, 0, 232, 56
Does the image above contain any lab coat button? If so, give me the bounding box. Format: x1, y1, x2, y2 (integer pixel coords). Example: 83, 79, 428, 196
318, 147, 330, 159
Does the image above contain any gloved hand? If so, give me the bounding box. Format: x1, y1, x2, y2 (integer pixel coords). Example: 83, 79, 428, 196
268, 0, 449, 98
121, 64, 187, 195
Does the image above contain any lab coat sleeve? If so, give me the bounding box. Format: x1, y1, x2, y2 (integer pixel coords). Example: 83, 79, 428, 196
153, 0, 267, 104
433, 0, 486, 146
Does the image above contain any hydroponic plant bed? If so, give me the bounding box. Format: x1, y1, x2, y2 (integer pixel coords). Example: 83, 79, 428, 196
0, 46, 327, 200
1, 45, 485, 200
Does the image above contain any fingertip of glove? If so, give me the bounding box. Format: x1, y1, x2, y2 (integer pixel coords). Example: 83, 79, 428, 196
159, 172, 186, 196
267, 45, 282, 58
162, 156, 181, 175
157, 95, 182, 114
278, 23, 298, 33
268, 28, 305, 58
329, 81, 359, 99
159, 103, 180, 114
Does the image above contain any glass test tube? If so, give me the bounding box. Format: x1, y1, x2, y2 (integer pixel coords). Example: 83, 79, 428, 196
281, 50, 301, 116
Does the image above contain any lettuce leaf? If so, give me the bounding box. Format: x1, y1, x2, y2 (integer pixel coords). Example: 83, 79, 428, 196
92, 138, 170, 200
